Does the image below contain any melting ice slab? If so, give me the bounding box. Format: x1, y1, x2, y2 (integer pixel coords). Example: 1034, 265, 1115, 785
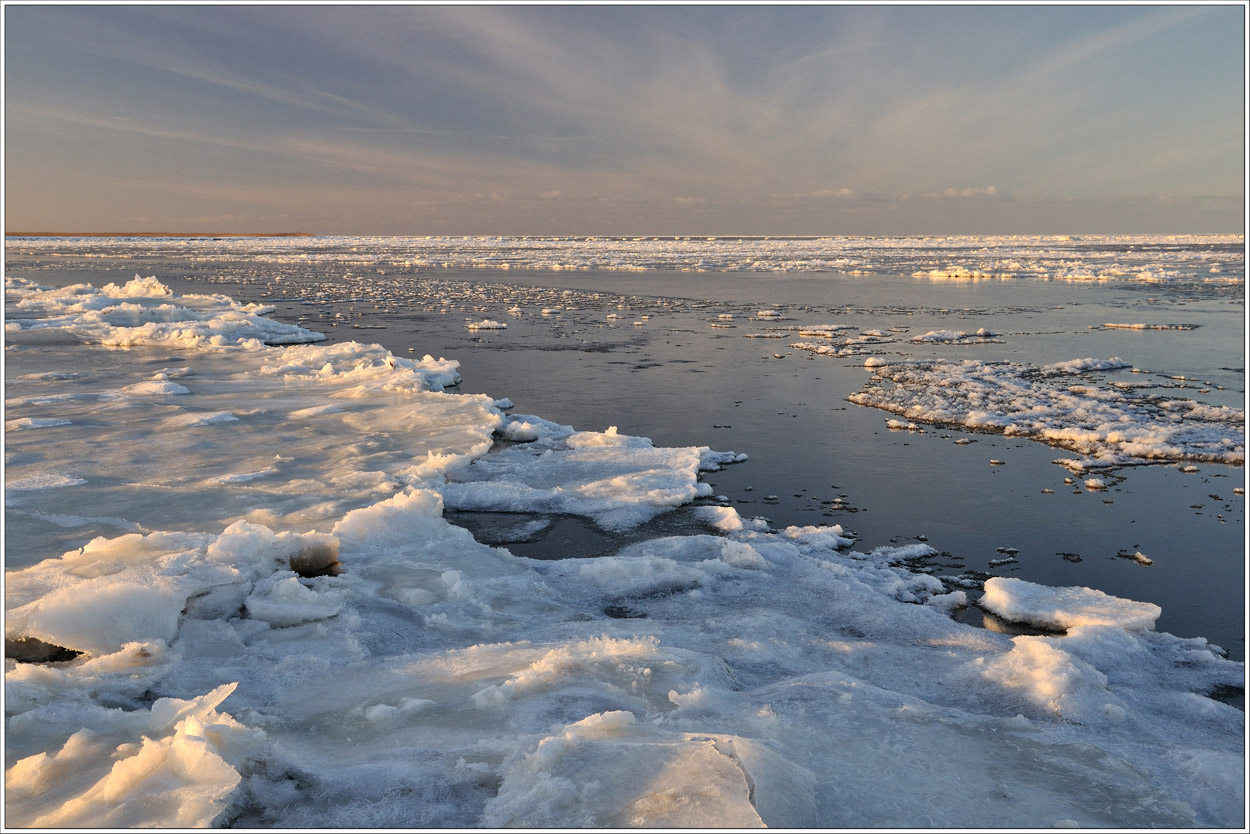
981, 576, 1161, 632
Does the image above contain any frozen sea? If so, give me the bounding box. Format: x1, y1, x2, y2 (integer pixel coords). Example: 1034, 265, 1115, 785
3, 235, 1246, 828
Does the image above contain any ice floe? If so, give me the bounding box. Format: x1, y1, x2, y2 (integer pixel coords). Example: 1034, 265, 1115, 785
442, 424, 747, 531
848, 357, 1244, 465
910, 327, 1003, 344
466, 319, 508, 330
1102, 322, 1201, 330
981, 577, 1161, 632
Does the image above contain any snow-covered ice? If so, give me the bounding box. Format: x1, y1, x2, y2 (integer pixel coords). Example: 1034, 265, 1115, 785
3, 274, 1243, 828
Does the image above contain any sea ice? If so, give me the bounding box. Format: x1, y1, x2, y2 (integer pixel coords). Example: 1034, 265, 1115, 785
5, 276, 324, 348
3, 275, 1243, 829
10, 234, 1238, 284
442, 425, 746, 530
909, 328, 1002, 344
1102, 322, 1200, 330
980, 576, 1161, 632
848, 358, 1243, 464
4, 683, 263, 828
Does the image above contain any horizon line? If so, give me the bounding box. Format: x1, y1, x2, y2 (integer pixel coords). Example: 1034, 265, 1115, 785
5, 230, 1245, 239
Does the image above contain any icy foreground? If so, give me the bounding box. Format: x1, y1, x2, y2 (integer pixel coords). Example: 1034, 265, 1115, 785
4, 278, 1244, 828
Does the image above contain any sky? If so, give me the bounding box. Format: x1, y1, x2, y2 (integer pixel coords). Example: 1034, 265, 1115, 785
4, 4, 1246, 235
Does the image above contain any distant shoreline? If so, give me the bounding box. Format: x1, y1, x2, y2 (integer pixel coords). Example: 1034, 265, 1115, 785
5, 232, 314, 238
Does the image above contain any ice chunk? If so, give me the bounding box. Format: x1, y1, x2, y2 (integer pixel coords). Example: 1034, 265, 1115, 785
6, 522, 345, 654
1102, 322, 1199, 330
443, 426, 742, 530
909, 328, 1002, 344
483, 713, 765, 828
977, 635, 1123, 723
1043, 357, 1131, 374
720, 540, 767, 569
244, 574, 346, 627
981, 577, 1161, 632
4, 683, 262, 828
693, 505, 769, 533
12, 581, 185, 656
100, 275, 175, 298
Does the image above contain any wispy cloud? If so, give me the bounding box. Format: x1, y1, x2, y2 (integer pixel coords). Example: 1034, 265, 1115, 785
5, 5, 1242, 233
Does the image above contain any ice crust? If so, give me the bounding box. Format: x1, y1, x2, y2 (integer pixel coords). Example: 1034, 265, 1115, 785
849, 358, 1244, 465
4, 277, 1243, 828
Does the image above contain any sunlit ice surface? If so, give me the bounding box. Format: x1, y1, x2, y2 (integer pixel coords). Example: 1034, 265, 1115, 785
3, 239, 1244, 828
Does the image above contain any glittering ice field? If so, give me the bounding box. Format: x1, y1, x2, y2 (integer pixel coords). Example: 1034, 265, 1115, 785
3, 236, 1245, 828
